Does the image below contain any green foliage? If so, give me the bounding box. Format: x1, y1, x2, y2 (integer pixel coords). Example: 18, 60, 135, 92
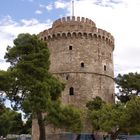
91, 103, 125, 132
115, 72, 140, 103
46, 101, 83, 132
0, 70, 13, 96
124, 96, 140, 134
5, 34, 50, 69
86, 96, 105, 111
87, 96, 140, 138
0, 33, 82, 140
115, 72, 140, 134
3, 33, 64, 113
60, 105, 82, 132
22, 115, 32, 134
0, 108, 23, 136
0, 33, 65, 140
86, 97, 124, 139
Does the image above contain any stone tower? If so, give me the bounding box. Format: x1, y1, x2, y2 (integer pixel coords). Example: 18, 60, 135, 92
39, 16, 115, 105
32, 16, 115, 140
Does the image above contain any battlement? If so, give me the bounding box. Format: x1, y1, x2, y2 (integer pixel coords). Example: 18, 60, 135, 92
52, 16, 96, 28
38, 17, 115, 49
39, 30, 114, 48
97, 28, 114, 43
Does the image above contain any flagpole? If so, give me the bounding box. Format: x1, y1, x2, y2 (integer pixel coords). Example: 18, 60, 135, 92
72, 0, 74, 16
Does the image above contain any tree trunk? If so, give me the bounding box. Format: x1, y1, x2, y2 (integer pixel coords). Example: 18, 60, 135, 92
37, 112, 46, 140
111, 135, 116, 140
110, 130, 119, 140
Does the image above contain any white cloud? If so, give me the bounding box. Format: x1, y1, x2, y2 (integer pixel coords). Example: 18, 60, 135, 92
46, 4, 53, 11
39, 3, 53, 12
20, 19, 39, 26
0, 15, 17, 26
54, 0, 69, 9
0, 16, 52, 70
35, 10, 42, 14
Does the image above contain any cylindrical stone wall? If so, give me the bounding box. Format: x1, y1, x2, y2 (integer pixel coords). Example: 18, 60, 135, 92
39, 16, 115, 107
32, 16, 115, 140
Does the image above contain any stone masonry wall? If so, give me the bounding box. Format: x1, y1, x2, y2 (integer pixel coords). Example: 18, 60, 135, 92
32, 16, 115, 140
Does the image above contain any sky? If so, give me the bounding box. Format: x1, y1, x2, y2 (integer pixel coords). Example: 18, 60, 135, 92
0, 0, 140, 75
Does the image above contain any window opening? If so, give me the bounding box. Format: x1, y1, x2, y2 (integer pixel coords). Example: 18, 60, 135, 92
104, 65, 106, 71
69, 87, 74, 95
69, 45, 73, 50
44, 37, 47, 41
81, 62, 84, 68
66, 75, 69, 80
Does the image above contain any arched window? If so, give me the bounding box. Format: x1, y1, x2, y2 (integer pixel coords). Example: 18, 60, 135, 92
83, 33, 87, 38
72, 32, 76, 37
48, 36, 51, 40
62, 33, 66, 38
78, 32, 82, 37
57, 33, 61, 38
67, 32, 71, 37
81, 62, 84, 68
69, 87, 74, 95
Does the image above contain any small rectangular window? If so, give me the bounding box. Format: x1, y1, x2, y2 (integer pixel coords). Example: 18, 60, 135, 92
81, 62, 84, 68
69, 45, 72, 50
66, 75, 69, 80
69, 87, 74, 95
104, 65, 106, 71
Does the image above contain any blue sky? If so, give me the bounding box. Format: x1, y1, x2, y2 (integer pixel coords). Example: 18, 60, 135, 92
0, 0, 64, 21
1, 0, 140, 74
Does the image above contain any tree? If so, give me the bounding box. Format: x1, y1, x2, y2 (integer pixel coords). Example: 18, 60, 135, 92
1, 33, 65, 140
124, 96, 140, 134
0, 70, 13, 104
87, 96, 140, 140
22, 115, 32, 134
0, 107, 23, 137
86, 96, 105, 111
0, 33, 83, 140
86, 97, 106, 133
86, 97, 127, 140
91, 103, 127, 140
115, 72, 140, 103
46, 101, 83, 132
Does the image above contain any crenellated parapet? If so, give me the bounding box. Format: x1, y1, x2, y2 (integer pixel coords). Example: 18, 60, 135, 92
52, 16, 96, 28
39, 17, 114, 49
39, 17, 114, 47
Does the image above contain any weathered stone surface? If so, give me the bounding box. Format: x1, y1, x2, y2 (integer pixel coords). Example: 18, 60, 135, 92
32, 16, 115, 140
